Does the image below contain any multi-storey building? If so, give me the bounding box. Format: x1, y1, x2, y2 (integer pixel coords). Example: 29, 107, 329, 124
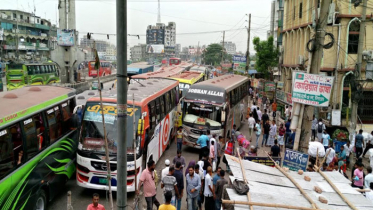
220, 41, 236, 55
80, 35, 110, 52
146, 22, 176, 56
0, 9, 57, 62
280, 0, 373, 125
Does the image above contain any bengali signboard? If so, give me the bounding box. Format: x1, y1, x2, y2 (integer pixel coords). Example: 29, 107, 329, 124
244, 156, 281, 167
292, 72, 334, 107
276, 90, 285, 101
265, 82, 275, 92
57, 29, 74, 46
286, 92, 292, 104
282, 149, 309, 171
233, 55, 247, 63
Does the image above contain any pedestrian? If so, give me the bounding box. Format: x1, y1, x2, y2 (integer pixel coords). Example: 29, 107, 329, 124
186, 166, 201, 210
176, 126, 183, 152
162, 159, 171, 180
322, 130, 331, 151
224, 138, 234, 173
365, 183, 373, 201
231, 125, 237, 141
209, 140, 215, 164
262, 95, 267, 109
262, 109, 270, 126
185, 160, 196, 176
256, 107, 262, 122
255, 120, 261, 148
209, 134, 217, 162
159, 191, 176, 210
262, 120, 270, 147
326, 144, 336, 165
344, 140, 353, 167
316, 118, 326, 142
173, 150, 186, 169
252, 108, 259, 123
212, 167, 222, 193
363, 131, 373, 157
196, 133, 210, 160
270, 139, 281, 157
248, 113, 256, 141
355, 129, 365, 159
267, 120, 277, 147
194, 165, 204, 210
284, 119, 291, 144
338, 145, 347, 174
87, 193, 105, 210
173, 162, 184, 210
215, 169, 227, 210
365, 166, 373, 189
251, 102, 257, 112
278, 123, 285, 150
271, 100, 277, 118
284, 105, 290, 121
137, 160, 157, 210
248, 146, 257, 157
311, 115, 318, 140
161, 166, 180, 206
204, 166, 215, 210
202, 154, 211, 176
352, 162, 364, 189
216, 136, 223, 171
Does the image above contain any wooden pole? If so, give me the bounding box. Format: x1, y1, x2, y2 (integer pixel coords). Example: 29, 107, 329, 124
236, 149, 254, 210
317, 169, 358, 210
222, 200, 326, 210
319, 149, 331, 168
265, 152, 319, 209
316, 148, 319, 167
67, 191, 72, 210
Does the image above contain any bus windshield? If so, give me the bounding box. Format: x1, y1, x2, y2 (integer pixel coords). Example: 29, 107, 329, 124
183, 102, 221, 129
7, 64, 23, 70
80, 102, 141, 154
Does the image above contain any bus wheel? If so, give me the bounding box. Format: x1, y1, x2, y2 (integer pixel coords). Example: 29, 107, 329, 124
34, 189, 47, 210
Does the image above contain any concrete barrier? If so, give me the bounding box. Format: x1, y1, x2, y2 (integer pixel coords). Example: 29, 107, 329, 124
60, 74, 116, 94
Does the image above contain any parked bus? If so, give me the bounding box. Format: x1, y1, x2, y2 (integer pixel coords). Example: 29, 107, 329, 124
6, 62, 60, 90
77, 79, 180, 192
182, 75, 249, 148
169, 57, 181, 65
0, 86, 78, 210
130, 65, 185, 83
190, 66, 210, 80
88, 60, 112, 77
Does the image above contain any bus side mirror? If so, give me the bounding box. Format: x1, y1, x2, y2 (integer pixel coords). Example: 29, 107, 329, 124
137, 119, 144, 135
221, 111, 226, 122
177, 103, 182, 113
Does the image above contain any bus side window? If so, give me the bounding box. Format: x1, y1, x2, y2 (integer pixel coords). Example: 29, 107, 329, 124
165, 92, 170, 113
40, 65, 45, 74
149, 101, 156, 130
171, 88, 176, 106
46, 65, 51, 73
160, 95, 165, 118
155, 98, 161, 122
45, 106, 63, 144
27, 66, 32, 75
35, 66, 40, 74
61, 99, 76, 133
22, 113, 46, 159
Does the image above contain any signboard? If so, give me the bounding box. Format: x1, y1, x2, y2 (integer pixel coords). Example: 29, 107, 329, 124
146, 44, 164, 54
292, 72, 334, 107
286, 92, 292, 104
146, 29, 165, 45
57, 29, 74, 46
233, 55, 247, 63
276, 90, 285, 102
252, 79, 259, 88
0, 28, 3, 41
282, 149, 309, 171
244, 156, 281, 167
265, 82, 275, 92
277, 81, 284, 89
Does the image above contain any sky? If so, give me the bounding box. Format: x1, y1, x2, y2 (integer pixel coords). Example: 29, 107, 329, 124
1, 0, 273, 53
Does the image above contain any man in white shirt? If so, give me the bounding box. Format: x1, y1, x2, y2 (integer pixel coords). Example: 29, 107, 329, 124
256, 108, 262, 121
344, 141, 353, 166
325, 145, 335, 165
365, 167, 373, 189
284, 106, 290, 121
161, 159, 170, 180
248, 113, 256, 141
204, 166, 215, 210
251, 102, 257, 113
365, 183, 373, 202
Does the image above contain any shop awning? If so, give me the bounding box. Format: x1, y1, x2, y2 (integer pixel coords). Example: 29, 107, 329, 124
248, 70, 258, 75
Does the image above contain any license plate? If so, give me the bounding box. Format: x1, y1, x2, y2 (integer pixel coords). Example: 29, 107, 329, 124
99, 178, 107, 184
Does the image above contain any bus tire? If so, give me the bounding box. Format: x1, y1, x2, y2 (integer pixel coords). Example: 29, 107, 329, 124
34, 189, 47, 210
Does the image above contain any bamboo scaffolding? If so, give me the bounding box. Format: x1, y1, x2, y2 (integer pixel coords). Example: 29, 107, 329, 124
236, 149, 253, 210
222, 200, 327, 210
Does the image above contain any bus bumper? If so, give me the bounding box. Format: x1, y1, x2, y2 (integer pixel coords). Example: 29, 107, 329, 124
76, 171, 137, 192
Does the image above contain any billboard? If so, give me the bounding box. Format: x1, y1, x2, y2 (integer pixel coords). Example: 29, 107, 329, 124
0, 28, 3, 41
146, 44, 164, 54
146, 29, 165, 45
292, 72, 334, 107
57, 29, 74, 46
233, 55, 247, 63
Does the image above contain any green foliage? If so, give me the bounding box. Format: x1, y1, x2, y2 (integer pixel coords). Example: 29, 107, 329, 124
202, 43, 232, 66
252, 36, 279, 79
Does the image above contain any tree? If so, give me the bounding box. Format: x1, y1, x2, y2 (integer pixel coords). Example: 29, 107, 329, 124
202, 43, 232, 66
252, 36, 278, 79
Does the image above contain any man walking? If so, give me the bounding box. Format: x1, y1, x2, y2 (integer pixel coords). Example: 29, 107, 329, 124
248, 113, 256, 141
270, 139, 281, 157
196, 133, 209, 160
311, 115, 318, 141
262, 120, 270, 147
216, 136, 223, 170
161, 166, 180, 206
284, 119, 291, 144
173, 150, 186, 169
204, 166, 215, 210
162, 159, 171, 180
261, 109, 269, 126
355, 129, 365, 159
159, 191, 176, 210
322, 130, 331, 151
215, 170, 228, 210
316, 118, 326, 142
87, 193, 105, 210
186, 166, 201, 210
137, 160, 157, 210
173, 162, 184, 210
256, 107, 262, 122
364, 166, 373, 189
255, 120, 261, 148
326, 144, 336, 165
363, 131, 373, 157
194, 165, 204, 210
271, 100, 277, 118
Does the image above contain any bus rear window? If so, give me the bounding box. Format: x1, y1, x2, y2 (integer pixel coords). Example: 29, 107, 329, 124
8, 64, 23, 69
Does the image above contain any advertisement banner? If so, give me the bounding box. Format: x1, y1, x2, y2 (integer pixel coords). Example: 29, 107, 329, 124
276, 90, 285, 101
292, 72, 334, 107
286, 92, 292, 104
57, 29, 74, 46
282, 149, 309, 171
265, 82, 275, 92
146, 44, 164, 54
146, 29, 165, 45
277, 81, 284, 89
244, 156, 281, 167
233, 55, 247, 63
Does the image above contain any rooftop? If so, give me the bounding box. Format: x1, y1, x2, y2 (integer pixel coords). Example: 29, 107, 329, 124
191, 74, 248, 92
170, 71, 203, 80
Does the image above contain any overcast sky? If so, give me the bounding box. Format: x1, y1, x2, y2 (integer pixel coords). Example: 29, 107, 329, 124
1, 0, 272, 52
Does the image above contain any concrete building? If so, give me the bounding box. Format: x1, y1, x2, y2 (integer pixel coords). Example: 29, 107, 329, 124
146, 22, 176, 56
130, 44, 147, 62
280, 1, 373, 125
0, 9, 57, 62
220, 41, 236, 55
271, 0, 284, 48
80, 35, 110, 52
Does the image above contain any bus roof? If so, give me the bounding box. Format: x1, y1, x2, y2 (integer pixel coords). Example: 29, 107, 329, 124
190, 66, 207, 72
87, 79, 179, 106
169, 71, 204, 84
128, 62, 153, 68
131, 66, 185, 79
0, 86, 76, 128
184, 74, 249, 104
76, 90, 103, 106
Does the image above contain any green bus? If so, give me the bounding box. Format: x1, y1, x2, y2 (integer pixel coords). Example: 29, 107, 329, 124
6, 62, 60, 91
0, 86, 78, 210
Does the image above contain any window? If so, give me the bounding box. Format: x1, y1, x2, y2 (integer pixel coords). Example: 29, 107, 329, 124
160, 95, 165, 118
45, 106, 63, 143
165, 92, 171, 113
40, 65, 45, 74
171, 88, 177, 106
155, 98, 161, 122
149, 101, 156, 129
348, 20, 360, 54
61, 99, 76, 134
299, 3, 303, 19
13, 13, 16, 19
23, 114, 46, 159
20, 15, 23, 20
27, 66, 33, 75
35, 66, 41, 74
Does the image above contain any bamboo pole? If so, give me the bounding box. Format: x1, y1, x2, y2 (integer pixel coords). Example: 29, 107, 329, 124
222, 200, 327, 210
265, 151, 319, 209
317, 169, 358, 210
236, 149, 253, 210
319, 149, 331, 168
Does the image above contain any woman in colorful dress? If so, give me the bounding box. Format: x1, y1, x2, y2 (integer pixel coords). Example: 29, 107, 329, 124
278, 123, 285, 150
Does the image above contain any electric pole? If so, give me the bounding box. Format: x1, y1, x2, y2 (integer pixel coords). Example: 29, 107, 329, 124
116, 0, 128, 209
351, 0, 367, 132
221, 31, 225, 65
246, 14, 251, 73
294, 0, 333, 152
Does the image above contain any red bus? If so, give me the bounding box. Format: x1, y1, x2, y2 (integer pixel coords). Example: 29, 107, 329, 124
169, 57, 181, 65
88, 61, 112, 77
77, 79, 180, 192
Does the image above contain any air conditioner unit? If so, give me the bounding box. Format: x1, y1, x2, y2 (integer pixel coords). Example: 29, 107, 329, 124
327, 3, 336, 24
298, 55, 304, 65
